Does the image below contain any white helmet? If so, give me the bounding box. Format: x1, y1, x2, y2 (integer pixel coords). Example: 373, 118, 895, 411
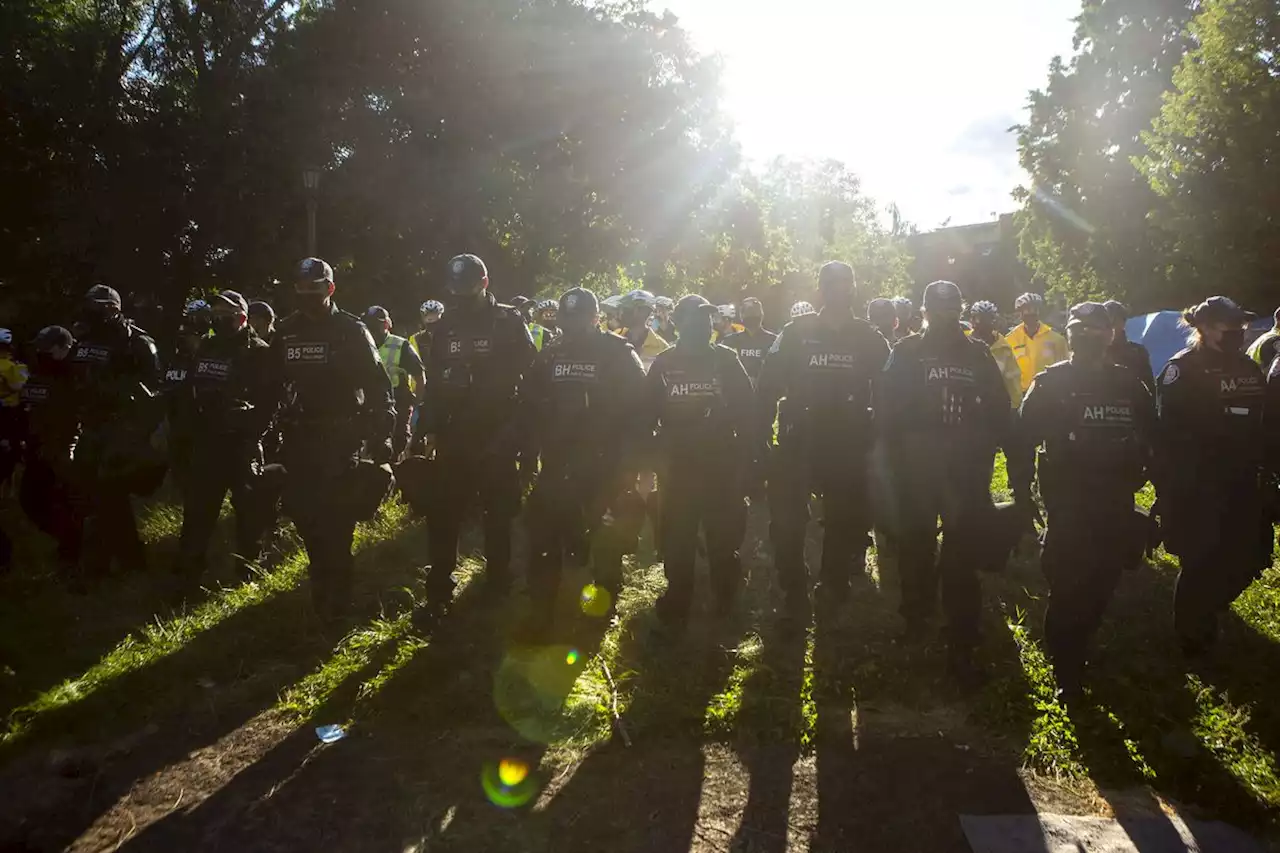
790, 300, 816, 319
1014, 292, 1045, 310
717, 304, 736, 319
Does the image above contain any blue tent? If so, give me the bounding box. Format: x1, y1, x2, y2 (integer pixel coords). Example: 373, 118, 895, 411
1125, 311, 1272, 376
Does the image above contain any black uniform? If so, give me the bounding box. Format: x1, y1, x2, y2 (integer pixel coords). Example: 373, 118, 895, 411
523, 329, 648, 627
68, 316, 161, 576
420, 293, 536, 596
18, 355, 82, 571
720, 328, 777, 384
1108, 338, 1155, 392
1017, 360, 1153, 690
1156, 346, 1271, 652
643, 342, 755, 621
174, 327, 282, 581
877, 326, 1009, 646
757, 311, 890, 609
275, 303, 394, 617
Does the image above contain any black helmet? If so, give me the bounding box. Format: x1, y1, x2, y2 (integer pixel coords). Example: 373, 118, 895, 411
559, 287, 600, 322
446, 254, 488, 297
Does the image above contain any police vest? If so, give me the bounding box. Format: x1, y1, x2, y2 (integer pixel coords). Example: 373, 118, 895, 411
529, 324, 548, 352
378, 334, 410, 390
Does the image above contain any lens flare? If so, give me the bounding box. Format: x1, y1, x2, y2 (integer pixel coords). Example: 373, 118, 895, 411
481, 758, 538, 808
494, 645, 587, 743
580, 583, 613, 618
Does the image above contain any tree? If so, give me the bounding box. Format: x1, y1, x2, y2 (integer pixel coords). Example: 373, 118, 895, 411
1015, 0, 1197, 309
1138, 0, 1280, 308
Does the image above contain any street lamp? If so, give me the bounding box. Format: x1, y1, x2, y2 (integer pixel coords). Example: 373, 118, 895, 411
302, 166, 321, 256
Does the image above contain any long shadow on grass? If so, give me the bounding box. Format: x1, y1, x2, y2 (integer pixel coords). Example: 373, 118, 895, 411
108, 576, 537, 852
1083, 562, 1280, 835
0, 528, 426, 852
809, 552, 1046, 853
530, 609, 747, 852
726, 622, 808, 853
0, 500, 252, 719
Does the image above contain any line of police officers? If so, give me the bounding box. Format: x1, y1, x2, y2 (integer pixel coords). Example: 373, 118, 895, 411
10, 256, 1275, 697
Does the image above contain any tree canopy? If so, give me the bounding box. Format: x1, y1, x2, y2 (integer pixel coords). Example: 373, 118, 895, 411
0, 0, 909, 334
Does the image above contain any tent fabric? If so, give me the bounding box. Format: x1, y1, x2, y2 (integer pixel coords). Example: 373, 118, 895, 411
1125, 311, 1272, 377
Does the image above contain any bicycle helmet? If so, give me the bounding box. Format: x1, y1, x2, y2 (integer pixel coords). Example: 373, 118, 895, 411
790, 301, 816, 319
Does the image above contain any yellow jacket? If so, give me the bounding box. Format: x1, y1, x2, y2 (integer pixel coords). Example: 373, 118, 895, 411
0, 356, 29, 408
967, 329, 1023, 408
618, 327, 670, 370
1006, 322, 1067, 392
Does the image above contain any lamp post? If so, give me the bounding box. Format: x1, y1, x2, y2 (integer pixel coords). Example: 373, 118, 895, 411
302, 166, 321, 256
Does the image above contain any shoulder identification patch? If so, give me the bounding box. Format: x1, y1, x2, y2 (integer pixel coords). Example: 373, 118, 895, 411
1162, 364, 1180, 385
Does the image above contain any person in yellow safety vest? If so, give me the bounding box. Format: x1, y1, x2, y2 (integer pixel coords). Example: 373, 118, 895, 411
712, 304, 744, 344
967, 300, 1023, 408
1006, 292, 1067, 393
616, 289, 670, 370
366, 306, 426, 459
1246, 306, 1280, 373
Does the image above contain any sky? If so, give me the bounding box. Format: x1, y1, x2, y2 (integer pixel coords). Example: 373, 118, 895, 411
660, 0, 1082, 229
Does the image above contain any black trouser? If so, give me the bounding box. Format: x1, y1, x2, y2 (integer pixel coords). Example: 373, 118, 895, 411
525, 460, 639, 622
282, 433, 361, 617
176, 442, 275, 578
78, 473, 145, 577
1040, 490, 1133, 687
426, 439, 520, 596
1169, 485, 1271, 650
658, 453, 744, 620
770, 437, 872, 605
893, 458, 989, 649
19, 453, 82, 568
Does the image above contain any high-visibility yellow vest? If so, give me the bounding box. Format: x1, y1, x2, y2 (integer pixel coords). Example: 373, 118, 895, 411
529, 323, 549, 352
1006, 322, 1067, 392
378, 334, 411, 391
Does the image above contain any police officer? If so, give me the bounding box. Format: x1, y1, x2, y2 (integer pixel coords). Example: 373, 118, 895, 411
523, 287, 648, 637
1155, 296, 1271, 656
275, 259, 395, 620
366, 306, 426, 460
163, 299, 211, 495
878, 281, 1010, 680
867, 297, 899, 342
758, 262, 889, 621
17, 327, 82, 577
643, 294, 755, 625
1014, 302, 1154, 698
248, 301, 277, 343
172, 290, 282, 590
419, 254, 536, 609
721, 298, 776, 385
68, 284, 161, 578
1103, 300, 1154, 391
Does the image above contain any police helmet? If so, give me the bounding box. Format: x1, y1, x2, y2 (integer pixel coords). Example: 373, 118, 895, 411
559, 287, 599, 320
446, 254, 488, 297
247, 301, 275, 322
867, 297, 896, 328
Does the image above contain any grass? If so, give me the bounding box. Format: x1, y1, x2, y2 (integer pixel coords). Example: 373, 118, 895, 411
5, 454, 1280, 849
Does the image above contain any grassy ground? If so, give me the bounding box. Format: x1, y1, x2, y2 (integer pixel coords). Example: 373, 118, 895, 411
1, 460, 1279, 851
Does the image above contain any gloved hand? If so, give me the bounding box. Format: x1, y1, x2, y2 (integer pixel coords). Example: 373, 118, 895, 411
370, 437, 394, 466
